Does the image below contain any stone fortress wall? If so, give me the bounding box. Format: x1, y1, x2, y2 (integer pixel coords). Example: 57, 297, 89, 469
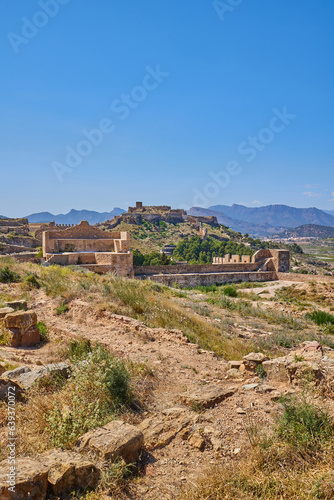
135, 249, 290, 286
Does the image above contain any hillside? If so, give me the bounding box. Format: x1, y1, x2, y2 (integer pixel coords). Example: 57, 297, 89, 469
1, 257, 334, 499
282, 224, 334, 239
209, 204, 334, 228
26, 208, 125, 224
99, 219, 234, 254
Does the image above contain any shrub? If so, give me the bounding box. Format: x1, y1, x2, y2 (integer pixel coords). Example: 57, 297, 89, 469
67, 338, 93, 361
306, 310, 334, 326
36, 321, 49, 342
55, 302, 69, 315
0, 266, 21, 283
24, 273, 40, 289
277, 395, 334, 451
256, 364, 265, 378
46, 344, 132, 447
223, 285, 238, 298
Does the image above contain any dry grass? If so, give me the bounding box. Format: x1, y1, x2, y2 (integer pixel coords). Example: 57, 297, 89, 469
180, 396, 334, 500
179, 449, 334, 499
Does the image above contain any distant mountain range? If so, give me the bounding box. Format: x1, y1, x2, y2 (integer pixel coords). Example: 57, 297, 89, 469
188, 204, 334, 237
209, 204, 334, 228
281, 224, 334, 239
188, 207, 279, 236
26, 208, 125, 225
2, 203, 333, 238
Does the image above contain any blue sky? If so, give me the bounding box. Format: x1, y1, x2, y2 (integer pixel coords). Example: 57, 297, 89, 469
0, 0, 333, 217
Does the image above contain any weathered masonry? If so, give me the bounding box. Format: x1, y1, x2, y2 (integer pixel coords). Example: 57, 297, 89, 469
42, 221, 133, 277
135, 249, 290, 287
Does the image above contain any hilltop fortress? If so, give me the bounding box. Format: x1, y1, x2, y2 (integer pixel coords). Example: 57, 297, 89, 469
103, 202, 219, 228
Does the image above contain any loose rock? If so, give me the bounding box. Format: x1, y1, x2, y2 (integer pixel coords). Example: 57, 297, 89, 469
76, 420, 144, 463
181, 386, 234, 408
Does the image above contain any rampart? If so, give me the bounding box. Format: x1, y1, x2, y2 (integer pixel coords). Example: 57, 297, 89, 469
134, 248, 289, 287
137, 271, 276, 287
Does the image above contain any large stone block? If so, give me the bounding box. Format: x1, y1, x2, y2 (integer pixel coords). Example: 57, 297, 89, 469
4, 310, 40, 347
181, 386, 234, 408
4, 311, 37, 331
0, 457, 48, 500
37, 450, 100, 496
76, 420, 144, 463
262, 359, 290, 383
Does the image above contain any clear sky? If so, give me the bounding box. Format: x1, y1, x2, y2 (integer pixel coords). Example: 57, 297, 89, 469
1, 0, 333, 217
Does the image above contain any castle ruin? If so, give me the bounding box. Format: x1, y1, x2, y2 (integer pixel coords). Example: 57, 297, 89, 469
42, 221, 133, 277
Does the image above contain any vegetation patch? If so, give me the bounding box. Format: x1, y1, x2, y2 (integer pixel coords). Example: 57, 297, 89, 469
0, 266, 21, 283
306, 310, 334, 327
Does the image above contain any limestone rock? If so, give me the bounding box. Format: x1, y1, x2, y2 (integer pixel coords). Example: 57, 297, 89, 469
0, 307, 14, 319
2, 366, 31, 379
243, 352, 268, 363
4, 310, 37, 330
5, 362, 71, 390
0, 379, 25, 401
225, 368, 243, 379
76, 420, 144, 463
37, 449, 100, 496
138, 407, 191, 449
262, 358, 290, 383
242, 383, 258, 391
243, 352, 269, 372
181, 386, 234, 408
188, 433, 205, 451
5, 300, 27, 311
228, 360, 243, 370
4, 310, 40, 347
263, 355, 323, 385
0, 457, 48, 499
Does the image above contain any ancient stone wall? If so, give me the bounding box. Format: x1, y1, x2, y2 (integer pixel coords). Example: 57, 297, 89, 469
42, 221, 130, 257
134, 262, 261, 276
277, 272, 334, 283
138, 271, 276, 287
